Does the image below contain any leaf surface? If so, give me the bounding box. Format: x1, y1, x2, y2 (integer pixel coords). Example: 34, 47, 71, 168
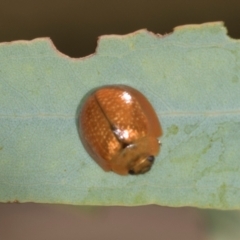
1, 22, 240, 209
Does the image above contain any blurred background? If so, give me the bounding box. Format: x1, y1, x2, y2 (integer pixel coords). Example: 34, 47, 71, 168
1, 0, 240, 58
1, 0, 240, 239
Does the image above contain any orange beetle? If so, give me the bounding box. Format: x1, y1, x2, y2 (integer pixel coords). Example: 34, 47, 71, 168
79, 85, 163, 175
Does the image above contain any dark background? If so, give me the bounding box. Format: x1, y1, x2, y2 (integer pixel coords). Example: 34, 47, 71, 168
1, 0, 239, 239
0, 0, 239, 58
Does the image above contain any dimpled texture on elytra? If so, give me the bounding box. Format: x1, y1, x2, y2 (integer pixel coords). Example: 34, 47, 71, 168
95, 87, 149, 144
80, 94, 121, 163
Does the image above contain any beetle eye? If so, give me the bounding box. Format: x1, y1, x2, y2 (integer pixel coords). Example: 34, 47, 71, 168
128, 170, 135, 175
147, 155, 155, 162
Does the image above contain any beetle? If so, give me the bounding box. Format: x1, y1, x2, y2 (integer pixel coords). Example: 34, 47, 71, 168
78, 85, 163, 175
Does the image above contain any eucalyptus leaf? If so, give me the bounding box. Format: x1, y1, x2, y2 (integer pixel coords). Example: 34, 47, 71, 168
1, 22, 240, 209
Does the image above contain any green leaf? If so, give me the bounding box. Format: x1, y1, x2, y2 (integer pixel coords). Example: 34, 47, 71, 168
1, 22, 240, 209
